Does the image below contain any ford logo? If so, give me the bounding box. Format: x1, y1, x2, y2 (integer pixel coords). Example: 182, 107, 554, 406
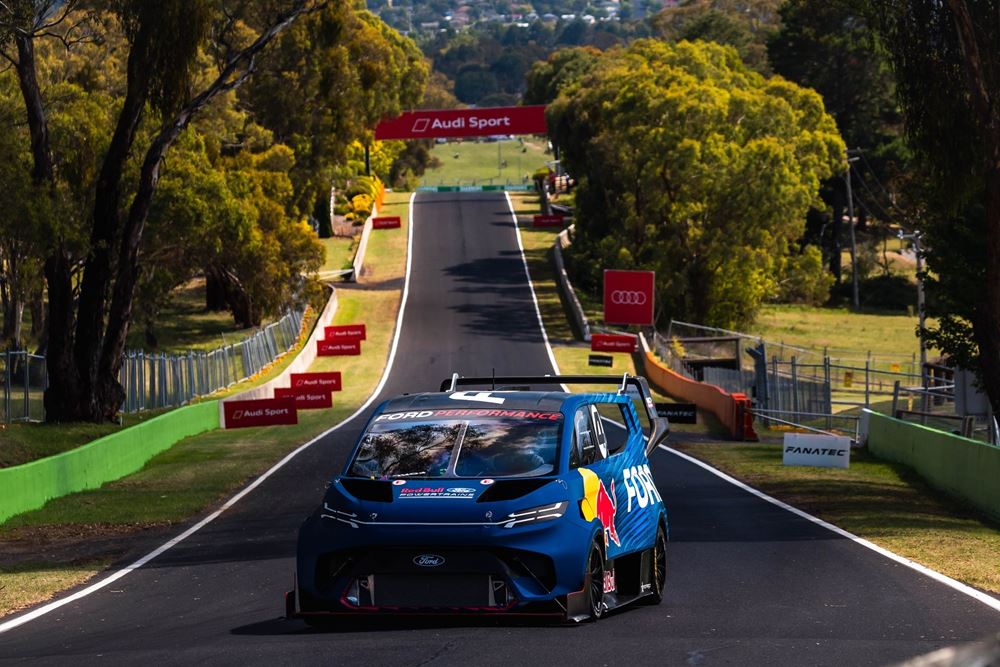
450, 488, 476, 494
413, 554, 445, 567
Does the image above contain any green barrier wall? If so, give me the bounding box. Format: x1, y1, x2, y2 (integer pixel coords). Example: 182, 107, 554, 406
0, 401, 219, 524
867, 411, 1000, 521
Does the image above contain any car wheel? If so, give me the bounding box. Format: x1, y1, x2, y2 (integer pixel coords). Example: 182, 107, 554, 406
643, 525, 667, 605
586, 540, 605, 621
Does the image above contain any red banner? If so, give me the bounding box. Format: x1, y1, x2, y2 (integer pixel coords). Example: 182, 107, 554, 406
325, 324, 366, 341
375, 106, 548, 140
274, 387, 333, 409
591, 333, 638, 353
372, 216, 401, 229
603, 270, 655, 326
532, 214, 565, 228
290, 371, 342, 392
223, 397, 297, 429
318, 340, 361, 356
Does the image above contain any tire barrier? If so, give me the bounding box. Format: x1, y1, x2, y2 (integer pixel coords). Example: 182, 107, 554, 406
640, 344, 758, 442
0, 400, 219, 524
864, 410, 1000, 521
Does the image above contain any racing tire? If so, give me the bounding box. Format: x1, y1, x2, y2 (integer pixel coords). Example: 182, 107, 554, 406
642, 525, 667, 605
585, 540, 605, 621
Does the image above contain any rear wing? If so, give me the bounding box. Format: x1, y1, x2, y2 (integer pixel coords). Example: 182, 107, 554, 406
439, 373, 669, 454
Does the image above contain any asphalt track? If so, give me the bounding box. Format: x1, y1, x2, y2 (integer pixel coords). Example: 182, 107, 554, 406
2, 192, 998, 665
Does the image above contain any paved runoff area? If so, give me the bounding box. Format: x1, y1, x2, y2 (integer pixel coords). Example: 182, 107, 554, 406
1, 192, 998, 665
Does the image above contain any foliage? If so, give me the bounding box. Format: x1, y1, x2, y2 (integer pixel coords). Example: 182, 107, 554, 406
549, 39, 844, 328
774, 244, 833, 306
650, 0, 783, 73
868, 0, 1000, 412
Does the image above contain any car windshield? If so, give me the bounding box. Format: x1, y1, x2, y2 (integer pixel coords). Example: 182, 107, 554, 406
347, 409, 563, 479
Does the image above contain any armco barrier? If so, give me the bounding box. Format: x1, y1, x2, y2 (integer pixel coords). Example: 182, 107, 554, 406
865, 410, 1000, 521
553, 225, 591, 342
0, 400, 219, 524
640, 346, 757, 441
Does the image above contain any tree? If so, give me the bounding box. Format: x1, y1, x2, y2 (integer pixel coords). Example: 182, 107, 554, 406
869, 1, 1000, 413
548, 39, 844, 328
1, 1, 327, 422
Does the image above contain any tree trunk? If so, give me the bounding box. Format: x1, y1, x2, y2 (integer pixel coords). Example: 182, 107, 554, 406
205, 271, 228, 311
14, 35, 54, 184
43, 249, 81, 422
29, 287, 44, 349
973, 164, 1000, 416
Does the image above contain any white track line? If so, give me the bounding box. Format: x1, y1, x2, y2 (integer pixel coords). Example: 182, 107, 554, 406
0, 193, 418, 635
506, 192, 565, 390
658, 444, 1000, 613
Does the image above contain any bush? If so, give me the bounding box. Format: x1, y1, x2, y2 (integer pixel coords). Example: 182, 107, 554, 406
775, 245, 834, 305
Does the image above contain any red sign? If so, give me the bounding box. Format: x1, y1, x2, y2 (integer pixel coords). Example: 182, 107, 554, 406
325, 324, 366, 341
372, 216, 401, 229
591, 333, 638, 353
223, 397, 297, 429
318, 340, 361, 356
375, 105, 548, 140
532, 214, 565, 228
603, 270, 655, 326
290, 371, 342, 392
274, 387, 333, 409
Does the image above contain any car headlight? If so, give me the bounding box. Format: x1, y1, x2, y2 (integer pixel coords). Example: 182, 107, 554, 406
501, 501, 567, 528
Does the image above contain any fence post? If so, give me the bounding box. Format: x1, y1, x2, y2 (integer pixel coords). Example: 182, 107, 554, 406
22, 351, 29, 421
791, 356, 799, 421
864, 359, 871, 409
824, 356, 832, 429
892, 380, 901, 418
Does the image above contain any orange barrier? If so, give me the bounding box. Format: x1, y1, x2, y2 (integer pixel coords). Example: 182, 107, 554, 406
642, 351, 758, 441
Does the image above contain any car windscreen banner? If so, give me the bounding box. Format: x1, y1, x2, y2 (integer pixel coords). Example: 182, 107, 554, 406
374, 409, 561, 423
374, 105, 548, 140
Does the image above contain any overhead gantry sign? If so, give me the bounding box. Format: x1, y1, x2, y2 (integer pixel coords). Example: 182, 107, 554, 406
374, 105, 548, 140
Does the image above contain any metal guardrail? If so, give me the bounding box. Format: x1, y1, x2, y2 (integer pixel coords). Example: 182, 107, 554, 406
2, 309, 304, 422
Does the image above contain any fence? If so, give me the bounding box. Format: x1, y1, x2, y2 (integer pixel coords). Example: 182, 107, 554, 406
2, 309, 304, 422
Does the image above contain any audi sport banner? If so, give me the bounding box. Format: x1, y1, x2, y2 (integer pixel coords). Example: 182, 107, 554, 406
372, 216, 401, 229
274, 387, 333, 410
290, 371, 342, 392
324, 324, 366, 341
591, 333, 638, 353
603, 270, 655, 326
318, 340, 361, 356
532, 214, 565, 228
223, 397, 297, 429
374, 106, 547, 140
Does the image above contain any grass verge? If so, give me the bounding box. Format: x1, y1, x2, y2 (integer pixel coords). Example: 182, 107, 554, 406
424, 138, 550, 187
0, 191, 412, 619
510, 191, 1000, 597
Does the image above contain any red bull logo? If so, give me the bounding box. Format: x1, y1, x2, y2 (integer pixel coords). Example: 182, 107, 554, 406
595, 479, 621, 548
578, 469, 621, 548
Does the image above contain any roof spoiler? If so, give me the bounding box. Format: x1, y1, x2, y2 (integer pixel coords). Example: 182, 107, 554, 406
439, 374, 669, 454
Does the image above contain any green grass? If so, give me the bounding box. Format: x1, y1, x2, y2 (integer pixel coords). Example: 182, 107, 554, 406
319, 236, 357, 273
424, 138, 550, 187
673, 440, 1000, 595
0, 191, 413, 618
125, 278, 269, 354
749, 303, 929, 366
0, 410, 169, 468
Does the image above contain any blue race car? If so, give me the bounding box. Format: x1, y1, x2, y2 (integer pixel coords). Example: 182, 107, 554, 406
286, 374, 670, 623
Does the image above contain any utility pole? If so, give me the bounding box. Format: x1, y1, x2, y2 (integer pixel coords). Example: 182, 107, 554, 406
899, 229, 927, 380
845, 151, 861, 309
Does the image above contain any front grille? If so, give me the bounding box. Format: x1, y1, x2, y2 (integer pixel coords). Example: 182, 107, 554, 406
345, 573, 511, 609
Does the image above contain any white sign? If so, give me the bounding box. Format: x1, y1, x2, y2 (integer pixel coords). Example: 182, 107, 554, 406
782, 433, 851, 469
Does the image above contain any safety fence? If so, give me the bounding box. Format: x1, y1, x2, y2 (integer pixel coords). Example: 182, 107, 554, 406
2, 309, 305, 422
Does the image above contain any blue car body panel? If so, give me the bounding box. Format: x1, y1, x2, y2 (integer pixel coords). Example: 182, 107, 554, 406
292, 385, 668, 619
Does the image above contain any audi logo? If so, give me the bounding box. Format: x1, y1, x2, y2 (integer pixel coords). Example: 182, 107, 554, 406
610, 290, 648, 305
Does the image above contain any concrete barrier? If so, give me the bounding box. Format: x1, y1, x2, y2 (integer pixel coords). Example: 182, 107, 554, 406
865, 409, 1000, 521
553, 225, 591, 341
639, 336, 757, 441
0, 401, 219, 524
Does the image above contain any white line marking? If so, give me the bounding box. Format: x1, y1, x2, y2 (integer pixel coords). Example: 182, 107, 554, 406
505, 192, 566, 390
0, 193, 418, 635
657, 444, 1000, 613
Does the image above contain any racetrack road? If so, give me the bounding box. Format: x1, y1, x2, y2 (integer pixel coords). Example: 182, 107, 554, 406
2, 192, 998, 666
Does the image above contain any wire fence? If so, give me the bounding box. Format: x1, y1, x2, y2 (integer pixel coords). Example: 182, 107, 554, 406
2, 309, 304, 422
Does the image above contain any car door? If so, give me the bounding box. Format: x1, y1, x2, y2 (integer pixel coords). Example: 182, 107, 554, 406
571, 404, 625, 559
